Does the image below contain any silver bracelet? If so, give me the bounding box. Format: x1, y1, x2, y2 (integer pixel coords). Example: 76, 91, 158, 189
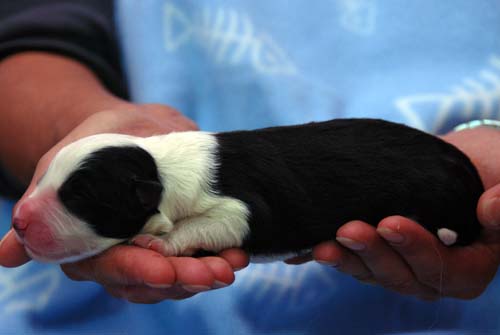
453, 119, 500, 131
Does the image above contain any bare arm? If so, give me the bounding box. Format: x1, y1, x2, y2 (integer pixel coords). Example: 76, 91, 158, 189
0, 52, 134, 184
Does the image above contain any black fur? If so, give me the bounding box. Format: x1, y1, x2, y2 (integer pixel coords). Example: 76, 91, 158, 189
58, 146, 163, 239
214, 119, 484, 254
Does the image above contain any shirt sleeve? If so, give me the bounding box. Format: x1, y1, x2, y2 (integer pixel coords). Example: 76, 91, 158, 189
0, 0, 128, 98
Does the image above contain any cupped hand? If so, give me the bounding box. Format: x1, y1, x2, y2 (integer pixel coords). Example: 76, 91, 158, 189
312, 216, 500, 300
0, 104, 249, 302
62, 246, 248, 303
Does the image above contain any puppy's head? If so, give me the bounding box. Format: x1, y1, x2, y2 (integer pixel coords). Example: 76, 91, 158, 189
12, 134, 166, 263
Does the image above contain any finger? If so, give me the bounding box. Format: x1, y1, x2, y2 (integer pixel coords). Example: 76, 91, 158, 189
377, 216, 498, 299
443, 229, 500, 298
199, 256, 235, 288
167, 257, 216, 292
376, 216, 448, 290
478, 184, 500, 229
337, 220, 437, 296
312, 237, 374, 282
61, 245, 176, 288
313, 240, 345, 266
105, 284, 196, 304
218, 248, 249, 271
0, 229, 31, 267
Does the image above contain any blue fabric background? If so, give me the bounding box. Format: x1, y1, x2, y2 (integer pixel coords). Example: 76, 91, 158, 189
1, 0, 500, 334
117, 0, 500, 133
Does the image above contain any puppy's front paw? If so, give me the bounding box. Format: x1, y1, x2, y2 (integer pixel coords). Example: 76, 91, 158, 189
131, 234, 197, 256
131, 234, 175, 256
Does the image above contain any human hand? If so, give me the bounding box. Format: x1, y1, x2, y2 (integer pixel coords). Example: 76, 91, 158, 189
289, 127, 500, 300
0, 105, 249, 302
62, 246, 248, 303
311, 216, 500, 300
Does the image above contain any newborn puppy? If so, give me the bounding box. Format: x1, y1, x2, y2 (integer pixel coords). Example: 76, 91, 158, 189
12, 119, 484, 263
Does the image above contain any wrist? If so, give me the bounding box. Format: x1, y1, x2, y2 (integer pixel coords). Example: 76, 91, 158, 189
441, 127, 500, 189
453, 119, 500, 132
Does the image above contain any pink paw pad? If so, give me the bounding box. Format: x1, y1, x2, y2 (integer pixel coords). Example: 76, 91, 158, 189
132, 234, 177, 256
131, 235, 157, 249
149, 239, 170, 255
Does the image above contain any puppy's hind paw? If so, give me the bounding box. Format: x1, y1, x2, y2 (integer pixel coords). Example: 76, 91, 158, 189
437, 228, 458, 246
131, 234, 156, 248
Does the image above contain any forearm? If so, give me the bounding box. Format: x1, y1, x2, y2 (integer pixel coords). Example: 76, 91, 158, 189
0, 52, 133, 184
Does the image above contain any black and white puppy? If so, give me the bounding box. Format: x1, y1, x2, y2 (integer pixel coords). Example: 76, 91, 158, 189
12, 119, 484, 263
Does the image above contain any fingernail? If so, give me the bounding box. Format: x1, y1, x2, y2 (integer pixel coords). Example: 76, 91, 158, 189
483, 198, 500, 226
212, 280, 229, 289
145, 282, 172, 289
336, 237, 366, 251
315, 260, 339, 267
182, 285, 211, 293
377, 227, 405, 244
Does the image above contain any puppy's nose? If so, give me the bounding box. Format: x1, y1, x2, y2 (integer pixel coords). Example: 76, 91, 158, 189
12, 200, 33, 239
12, 217, 27, 238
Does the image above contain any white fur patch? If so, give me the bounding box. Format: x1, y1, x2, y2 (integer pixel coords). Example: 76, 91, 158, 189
137, 132, 251, 255
437, 228, 458, 246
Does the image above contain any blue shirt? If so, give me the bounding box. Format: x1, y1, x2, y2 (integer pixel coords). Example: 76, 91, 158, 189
118, 0, 500, 134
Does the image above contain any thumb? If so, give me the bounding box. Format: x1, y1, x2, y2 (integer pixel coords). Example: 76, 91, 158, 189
478, 184, 500, 229
0, 229, 31, 267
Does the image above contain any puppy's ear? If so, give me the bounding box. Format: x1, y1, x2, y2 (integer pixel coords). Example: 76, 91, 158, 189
133, 179, 163, 212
